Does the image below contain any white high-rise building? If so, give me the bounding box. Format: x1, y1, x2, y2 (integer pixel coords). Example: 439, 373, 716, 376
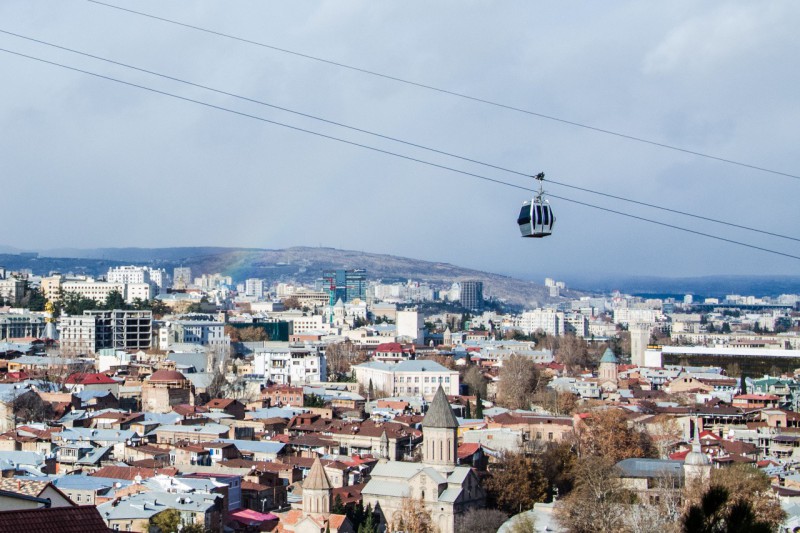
245, 278, 265, 299
515, 308, 565, 336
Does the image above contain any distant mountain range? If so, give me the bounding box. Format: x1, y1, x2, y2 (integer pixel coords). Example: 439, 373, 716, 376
565, 274, 800, 299
0, 246, 576, 307
2, 245, 797, 302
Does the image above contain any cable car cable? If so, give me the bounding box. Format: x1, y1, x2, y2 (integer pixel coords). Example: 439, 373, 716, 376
1, 45, 799, 262
85, 0, 800, 182
2, 28, 796, 245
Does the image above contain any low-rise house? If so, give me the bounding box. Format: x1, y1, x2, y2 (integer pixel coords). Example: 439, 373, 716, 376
153, 423, 230, 445
0, 450, 56, 476
98, 490, 224, 532
0, 478, 74, 507
204, 398, 246, 420
52, 474, 130, 506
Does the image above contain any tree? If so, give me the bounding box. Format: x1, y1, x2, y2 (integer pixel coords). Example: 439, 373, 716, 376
368, 379, 374, 399
205, 369, 229, 399
149, 299, 170, 318
283, 296, 302, 310
13, 391, 54, 424
60, 291, 100, 316
462, 365, 487, 397
505, 512, 536, 533
536, 441, 576, 500
150, 508, 180, 533
326, 341, 359, 377
554, 456, 632, 533
531, 389, 578, 416
304, 393, 326, 408
103, 289, 126, 310
356, 504, 378, 533
572, 408, 656, 463
23, 286, 46, 311
498, 354, 542, 410
180, 525, 209, 533
332, 494, 346, 514
682, 486, 772, 533
475, 389, 484, 419
707, 464, 786, 529
740, 370, 747, 395
457, 509, 508, 533
484, 450, 547, 514
555, 334, 590, 372
389, 497, 433, 533
236, 326, 269, 342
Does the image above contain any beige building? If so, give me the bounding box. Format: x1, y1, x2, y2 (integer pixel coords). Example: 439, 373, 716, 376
141, 369, 193, 413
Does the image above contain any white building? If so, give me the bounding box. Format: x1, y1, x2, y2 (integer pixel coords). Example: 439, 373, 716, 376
107, 266, 167, 296
245, 278, 265, 299
159, 319, 229, 351
353, 360, 459, 399
396, 310, 425, 343
125, 282, 153, 304
613, 308, 659, 326
253, 343, 326, 384
515, 309, 565, 336
61, 279, 125, 303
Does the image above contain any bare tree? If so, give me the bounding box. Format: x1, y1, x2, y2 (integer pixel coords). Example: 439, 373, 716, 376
325, 341, 360, 377
461, 365, 487, 397
457, 509, 508, 533
554, 334, 590, 373
498, 354, 542, 410
555, 456, 631, 533
389, 497, 433, 533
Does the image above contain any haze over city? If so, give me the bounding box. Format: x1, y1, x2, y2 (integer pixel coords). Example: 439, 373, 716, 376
1, 1, 799, 279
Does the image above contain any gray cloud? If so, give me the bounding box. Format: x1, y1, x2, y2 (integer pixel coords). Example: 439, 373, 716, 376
0, 1, 798, 279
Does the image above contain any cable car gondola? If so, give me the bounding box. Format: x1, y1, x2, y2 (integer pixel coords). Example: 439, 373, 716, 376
517, 172, 555, 238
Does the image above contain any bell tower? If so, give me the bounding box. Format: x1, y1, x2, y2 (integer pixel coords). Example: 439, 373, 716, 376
422, 386, 459, 469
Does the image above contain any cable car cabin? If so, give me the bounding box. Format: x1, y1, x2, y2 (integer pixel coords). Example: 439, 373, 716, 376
517, 199, 555, 238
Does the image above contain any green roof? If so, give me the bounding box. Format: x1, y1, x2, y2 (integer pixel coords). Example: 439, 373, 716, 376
600, 348, 618, 364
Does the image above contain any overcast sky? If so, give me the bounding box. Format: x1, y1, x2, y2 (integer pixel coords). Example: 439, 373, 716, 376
1, 1, 799, 281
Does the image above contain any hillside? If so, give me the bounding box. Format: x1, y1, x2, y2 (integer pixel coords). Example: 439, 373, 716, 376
4, 246, 574, 307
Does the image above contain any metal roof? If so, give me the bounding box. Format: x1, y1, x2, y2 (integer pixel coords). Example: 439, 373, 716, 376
421, 386, 459, 429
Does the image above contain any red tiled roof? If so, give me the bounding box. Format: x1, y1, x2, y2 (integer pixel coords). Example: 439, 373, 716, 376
458, 442, 481, 459
0, 506, 110, 533
90, 465, 178, 480
149, 369, 187, 382
332, 483, 365, 505
65, 373, 116, 385
374, 342, 404, 353
734, 394, 779, 401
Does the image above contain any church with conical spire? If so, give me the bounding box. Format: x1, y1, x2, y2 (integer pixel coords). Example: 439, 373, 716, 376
276, 457, 353, 533
361, 385, 486, 533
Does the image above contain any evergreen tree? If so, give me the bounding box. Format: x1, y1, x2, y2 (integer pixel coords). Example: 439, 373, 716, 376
357, 504, 377, 533
368, 379, 374, 400
332, 494, 345, 514
465, 399, 472, 419
740, 371, 747, 395
475, 390, 484, 418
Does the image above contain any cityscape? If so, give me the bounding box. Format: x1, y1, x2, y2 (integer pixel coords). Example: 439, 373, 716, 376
1, 2, 799, 533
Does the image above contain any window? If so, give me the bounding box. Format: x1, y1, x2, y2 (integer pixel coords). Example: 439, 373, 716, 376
445, 377, 450, 383
424, 377, 429, 383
